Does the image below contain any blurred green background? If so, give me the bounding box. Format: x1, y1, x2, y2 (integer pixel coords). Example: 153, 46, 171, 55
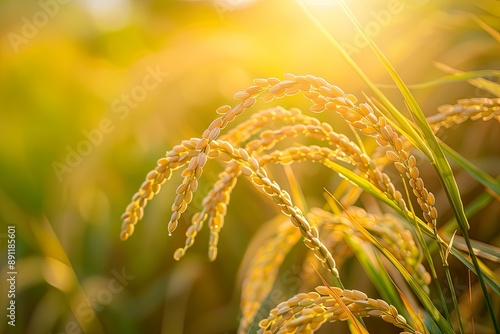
0, 0, 499, 333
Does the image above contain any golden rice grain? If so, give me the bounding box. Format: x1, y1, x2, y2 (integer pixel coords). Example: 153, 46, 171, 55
258, 286, 417, 334
428, 97, 500, 131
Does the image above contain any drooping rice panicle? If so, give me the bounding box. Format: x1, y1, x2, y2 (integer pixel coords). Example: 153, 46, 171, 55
232, 75, 420, 219
258, 286, 421, 334
120, 141, 199, 240
178, 105, 405, 261
121, 74, 438, 241
121, 74, 432, 284
121, 74, 398, 241
168, 76, 334, 253
427, 97, 500, 132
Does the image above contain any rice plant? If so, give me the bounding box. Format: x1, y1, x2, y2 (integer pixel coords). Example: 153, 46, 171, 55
120, 2, 500, 333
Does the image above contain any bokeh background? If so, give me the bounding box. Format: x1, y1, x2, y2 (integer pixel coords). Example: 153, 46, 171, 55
0, 0, 499, 333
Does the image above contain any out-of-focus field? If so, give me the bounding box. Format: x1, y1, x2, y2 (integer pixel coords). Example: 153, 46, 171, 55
0, 0, 499, 333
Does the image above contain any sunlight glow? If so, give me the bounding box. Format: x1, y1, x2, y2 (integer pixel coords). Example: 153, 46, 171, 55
81, 0, 132, 31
